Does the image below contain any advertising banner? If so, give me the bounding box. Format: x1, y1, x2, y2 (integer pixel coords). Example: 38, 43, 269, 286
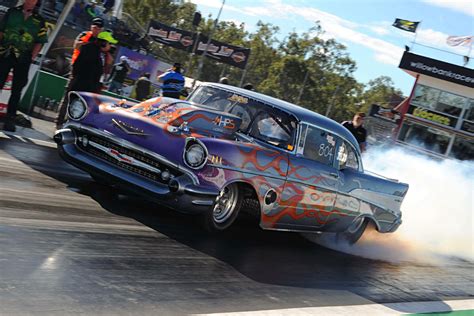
147, 20, 251, 69
115, 46, 161, 81
407, 104, 457, 128
147, 20, 196, 52
399, 52, 474, 88
195, 35, 250, 69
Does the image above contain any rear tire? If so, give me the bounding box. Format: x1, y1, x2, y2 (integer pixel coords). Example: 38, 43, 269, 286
201, 184, 242, 232
336, 217, 368, 245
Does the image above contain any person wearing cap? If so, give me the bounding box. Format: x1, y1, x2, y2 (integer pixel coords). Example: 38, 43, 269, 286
219, 77, 229, 84
107, 55, 131, 95
157, 62, 185, 99
71, 17, 104, 65
342, 112, 368, 152
0, 0, 48, 132
55, 31, 117, 128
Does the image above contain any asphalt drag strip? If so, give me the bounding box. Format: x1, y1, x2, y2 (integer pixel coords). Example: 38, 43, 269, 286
0, 132, 473, 315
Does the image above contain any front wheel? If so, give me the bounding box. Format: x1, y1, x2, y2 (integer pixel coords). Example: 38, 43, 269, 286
336, 217, 368, 245
201, 184, 242, 232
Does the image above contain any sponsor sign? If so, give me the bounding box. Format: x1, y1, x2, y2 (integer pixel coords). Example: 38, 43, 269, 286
147, 20, 196, 52
195, 35, 250, 69
407, 104, 457, 127
115, 46, 161, 81
399, 52, 474, 88
147, 20, 251, 69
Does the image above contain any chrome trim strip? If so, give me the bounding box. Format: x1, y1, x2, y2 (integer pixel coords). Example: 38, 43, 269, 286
192, 200, 214, 206
207, 164, 287, 181
112, 118, 150, 136
349, 188, 403, 214
64, 122, 199, 184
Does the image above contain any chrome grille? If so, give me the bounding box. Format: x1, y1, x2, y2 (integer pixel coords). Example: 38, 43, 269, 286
75, 130, 182, 183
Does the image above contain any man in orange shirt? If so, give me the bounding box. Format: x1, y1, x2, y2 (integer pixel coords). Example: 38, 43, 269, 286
56, 18, 114, 128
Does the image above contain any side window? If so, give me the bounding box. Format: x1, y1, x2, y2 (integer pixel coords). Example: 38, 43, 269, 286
302, 126, 336, 166
249, 111, 295, 149
337, 141, 359, 170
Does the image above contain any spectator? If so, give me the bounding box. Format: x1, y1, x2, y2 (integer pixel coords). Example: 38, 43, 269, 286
70, 1, 88, 27
70, 31, 117, 92
103, 0, 115, 14
134, 73, 151, 101
342, 112, 367, 152
243, 83, 253, 90
56, 17, 104, 127
71, 17, 103, 64
219, 77, 229, 84
158, 62, 185, 99
84, 1, 100, 22
108, 55, 130, 94
0, 0, 48, 132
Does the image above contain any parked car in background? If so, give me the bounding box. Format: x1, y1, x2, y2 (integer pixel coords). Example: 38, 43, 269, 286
54, 82, 409, 244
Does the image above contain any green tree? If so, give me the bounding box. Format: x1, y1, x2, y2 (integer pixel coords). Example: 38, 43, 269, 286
360, 76, 405, 111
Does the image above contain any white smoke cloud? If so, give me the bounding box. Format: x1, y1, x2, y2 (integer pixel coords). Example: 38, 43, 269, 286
305, 147, 474, 264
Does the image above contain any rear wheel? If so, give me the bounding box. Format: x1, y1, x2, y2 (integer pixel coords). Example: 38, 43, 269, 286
201, 184, 242, 232
336, 217, 368, 245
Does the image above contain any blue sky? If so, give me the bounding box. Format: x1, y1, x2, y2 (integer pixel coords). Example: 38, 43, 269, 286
189, 0, 474, 96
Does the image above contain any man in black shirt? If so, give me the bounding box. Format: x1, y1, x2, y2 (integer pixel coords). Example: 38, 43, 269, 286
108, 55, 130, 94
342, 112, 367, 152
135, 72, 151, 101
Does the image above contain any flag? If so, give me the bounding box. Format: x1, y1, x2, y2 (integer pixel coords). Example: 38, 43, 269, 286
446, 35, 473, 47
392, 18, 420, 33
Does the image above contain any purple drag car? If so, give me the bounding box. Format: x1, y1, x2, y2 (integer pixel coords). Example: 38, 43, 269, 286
54, 82, 409, 243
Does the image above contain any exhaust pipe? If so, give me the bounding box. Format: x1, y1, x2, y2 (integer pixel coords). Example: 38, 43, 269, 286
53, 128, 75, 145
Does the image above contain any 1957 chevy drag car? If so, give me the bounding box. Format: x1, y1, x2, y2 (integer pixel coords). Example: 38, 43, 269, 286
54, 83, 409, 244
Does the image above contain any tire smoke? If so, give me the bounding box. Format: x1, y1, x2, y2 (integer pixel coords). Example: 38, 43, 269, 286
306, 147, 474, 264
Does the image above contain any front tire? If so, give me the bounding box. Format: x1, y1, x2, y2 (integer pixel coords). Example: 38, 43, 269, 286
201, 184, 242, 232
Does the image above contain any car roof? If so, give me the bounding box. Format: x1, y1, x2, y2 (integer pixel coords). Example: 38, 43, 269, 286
198, 82, 360, 149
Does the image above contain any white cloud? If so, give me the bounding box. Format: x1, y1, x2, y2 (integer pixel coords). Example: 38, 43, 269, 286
234, 1, 402, 65
422, 0, 474, 16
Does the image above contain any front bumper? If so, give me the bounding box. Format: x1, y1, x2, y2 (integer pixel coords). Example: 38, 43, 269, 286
55, 124, 219, 214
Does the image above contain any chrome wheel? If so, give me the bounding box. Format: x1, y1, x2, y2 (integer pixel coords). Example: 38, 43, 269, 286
213, 185, 239, 224
201, 184, 243, 232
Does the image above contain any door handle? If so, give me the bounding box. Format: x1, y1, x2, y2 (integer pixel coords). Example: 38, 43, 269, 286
329, 172, 339, 178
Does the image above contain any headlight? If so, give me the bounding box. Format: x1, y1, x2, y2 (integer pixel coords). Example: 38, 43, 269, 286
68, 98, 87, 120
184, 142, 207, 169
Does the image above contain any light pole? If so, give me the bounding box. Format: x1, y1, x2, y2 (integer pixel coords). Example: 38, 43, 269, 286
192, 0, 225, 88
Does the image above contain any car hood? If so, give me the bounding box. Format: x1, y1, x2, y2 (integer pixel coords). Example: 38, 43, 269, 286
79, 96, 243, 164
121, 97, 242, 138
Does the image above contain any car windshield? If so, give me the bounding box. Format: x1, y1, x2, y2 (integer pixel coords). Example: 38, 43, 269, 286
188, 86, 298, 150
